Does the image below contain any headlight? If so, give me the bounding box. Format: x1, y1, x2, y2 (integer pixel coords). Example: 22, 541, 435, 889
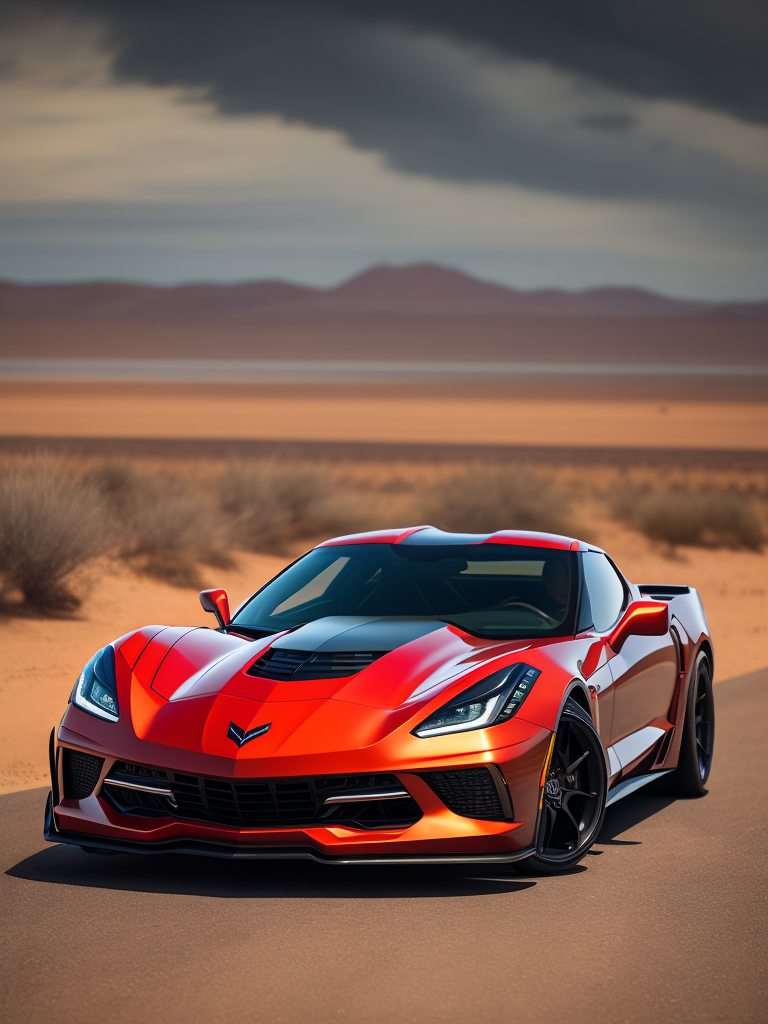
412, 663, 540, 738
71, 646, 119, 722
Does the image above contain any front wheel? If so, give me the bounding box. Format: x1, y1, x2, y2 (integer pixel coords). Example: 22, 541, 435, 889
515, 698, 607, 874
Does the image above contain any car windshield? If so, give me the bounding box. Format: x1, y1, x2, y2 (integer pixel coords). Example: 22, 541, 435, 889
232, 543, 578, 640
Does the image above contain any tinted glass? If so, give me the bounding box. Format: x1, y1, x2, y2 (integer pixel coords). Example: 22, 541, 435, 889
233, 544, 578, 640
582, 552, 626, 632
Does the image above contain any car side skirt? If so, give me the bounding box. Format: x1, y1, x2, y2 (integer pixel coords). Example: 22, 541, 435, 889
606, 771, 671, 807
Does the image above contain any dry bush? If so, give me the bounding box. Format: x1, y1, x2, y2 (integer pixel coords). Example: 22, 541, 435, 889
0, 457, 107, 610
85, 459, 367, 585
217, 462, 364, 553
610, 483, 764, 550
122, 488, 235, 587
89, 462, 233, 587
85, 460, 143, 523
414, 466, 577, 536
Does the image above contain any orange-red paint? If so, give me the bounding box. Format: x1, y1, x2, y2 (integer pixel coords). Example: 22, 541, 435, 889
47, 528, 712, 863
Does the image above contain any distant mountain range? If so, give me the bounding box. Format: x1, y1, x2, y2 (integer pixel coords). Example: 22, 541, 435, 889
2, 264, 766, 367
2, 264, 767, 320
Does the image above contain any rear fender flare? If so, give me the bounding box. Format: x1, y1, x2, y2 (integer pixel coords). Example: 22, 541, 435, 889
659, 639, 712, 771
677, 639, 713, 729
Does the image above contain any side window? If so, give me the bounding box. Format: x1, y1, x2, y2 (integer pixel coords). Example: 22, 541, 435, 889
582, 553, 626, 632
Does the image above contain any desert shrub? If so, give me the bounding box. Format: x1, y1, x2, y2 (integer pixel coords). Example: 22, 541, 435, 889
217, 463, 363, 553
85, 460, 143, 524
122, 487, 234, 587
85, 459, 366, 584
90, 462, 233, 587
610, 484, 763, 550
0, 458, 107, 610
414, 466, 576, 536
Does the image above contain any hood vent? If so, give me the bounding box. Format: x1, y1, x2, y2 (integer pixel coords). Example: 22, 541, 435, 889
247, 647, 386, 681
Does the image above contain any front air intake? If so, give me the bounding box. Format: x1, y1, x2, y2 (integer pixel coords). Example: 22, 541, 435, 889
102, 763, 422, 830
421, 767, 509, 821
62, 748, 104, 799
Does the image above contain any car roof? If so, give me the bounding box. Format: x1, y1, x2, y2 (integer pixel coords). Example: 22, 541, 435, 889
318, 526, 603, 553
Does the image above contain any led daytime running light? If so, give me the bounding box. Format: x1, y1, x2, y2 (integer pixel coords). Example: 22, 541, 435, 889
413, 663, 541, 738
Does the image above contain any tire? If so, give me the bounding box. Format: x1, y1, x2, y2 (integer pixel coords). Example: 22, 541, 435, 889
662, 651, 714, 796
514, 698, 607, 874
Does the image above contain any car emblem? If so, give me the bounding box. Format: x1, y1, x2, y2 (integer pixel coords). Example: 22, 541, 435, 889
227, 721, 272, 747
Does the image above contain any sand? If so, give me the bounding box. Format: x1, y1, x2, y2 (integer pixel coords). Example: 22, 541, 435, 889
1, 386, 766, 450
1, 528, 765, 796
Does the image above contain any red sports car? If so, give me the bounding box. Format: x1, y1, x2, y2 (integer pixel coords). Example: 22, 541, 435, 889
45, 527, 715, 872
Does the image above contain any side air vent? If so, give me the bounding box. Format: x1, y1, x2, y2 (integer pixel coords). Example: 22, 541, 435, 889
421, 767, 508, 821
639, 585, 691, 600
62, 748, 105, 799
247, 648, 385, 681
654, 728, 674, 766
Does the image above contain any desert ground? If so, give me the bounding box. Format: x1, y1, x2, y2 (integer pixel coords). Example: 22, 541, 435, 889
2, 381, 767, 450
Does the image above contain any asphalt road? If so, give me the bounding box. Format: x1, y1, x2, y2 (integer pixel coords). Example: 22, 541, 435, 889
2, 668, 766, 1024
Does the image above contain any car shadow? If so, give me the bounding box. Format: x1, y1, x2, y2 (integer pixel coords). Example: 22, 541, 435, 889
5, 844, 537, 898
595, 790, 678, 846
6, 786, 684, 897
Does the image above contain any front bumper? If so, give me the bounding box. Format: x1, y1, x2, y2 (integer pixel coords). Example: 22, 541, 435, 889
46, 722, 550, 863
44, 793, 536, 864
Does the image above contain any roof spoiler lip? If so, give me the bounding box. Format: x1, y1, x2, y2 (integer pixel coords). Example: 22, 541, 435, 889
318, 525, 431, 547
319, 526, 593, 550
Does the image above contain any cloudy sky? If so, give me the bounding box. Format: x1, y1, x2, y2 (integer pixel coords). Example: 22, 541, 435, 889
1, 0, 767, 297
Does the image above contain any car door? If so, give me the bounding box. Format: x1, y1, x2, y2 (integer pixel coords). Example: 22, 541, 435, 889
608, 627, 678, 749
582, 552, 677, 750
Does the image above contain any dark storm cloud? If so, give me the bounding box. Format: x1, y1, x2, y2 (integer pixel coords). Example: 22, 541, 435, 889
343, 1, 768, 124
13, 1, 766, 121
4, 1, 768, 205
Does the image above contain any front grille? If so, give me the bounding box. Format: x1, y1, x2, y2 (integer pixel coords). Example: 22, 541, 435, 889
62, 748, 104, 799
103, 763, 422, 830
421, 767, 507, 821
247, 648, 385, 681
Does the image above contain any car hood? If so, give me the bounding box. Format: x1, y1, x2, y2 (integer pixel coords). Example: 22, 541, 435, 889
115, 616, 538, 761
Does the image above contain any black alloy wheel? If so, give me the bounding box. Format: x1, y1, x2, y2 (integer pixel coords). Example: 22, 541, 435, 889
662, 651, 714, 796
515, 698, 607, 874
694, 662, 715, 779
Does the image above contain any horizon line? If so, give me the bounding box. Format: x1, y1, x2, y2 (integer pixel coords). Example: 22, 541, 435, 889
2, 358, 767, 382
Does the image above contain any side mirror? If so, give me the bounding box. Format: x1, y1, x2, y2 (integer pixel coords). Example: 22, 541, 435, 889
199, 588, 231, 629
608, 600, 668, 654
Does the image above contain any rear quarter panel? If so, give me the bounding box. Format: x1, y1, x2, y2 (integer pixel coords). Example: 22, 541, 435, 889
645, 587, 713, 771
